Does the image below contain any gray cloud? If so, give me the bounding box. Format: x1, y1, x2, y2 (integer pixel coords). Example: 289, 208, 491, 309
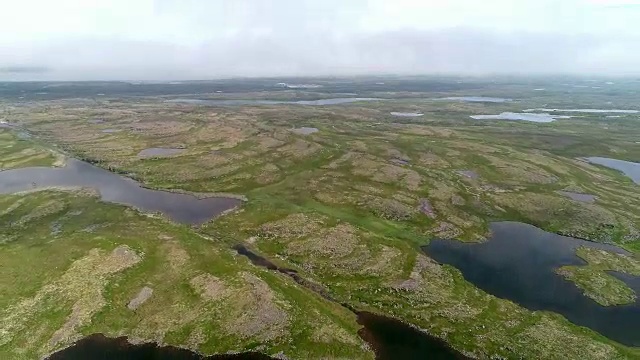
1, 29, 639, 80
0, 66, 50, 74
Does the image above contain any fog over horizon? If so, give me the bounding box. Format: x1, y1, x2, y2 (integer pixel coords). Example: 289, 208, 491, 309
2, 0, 640, 81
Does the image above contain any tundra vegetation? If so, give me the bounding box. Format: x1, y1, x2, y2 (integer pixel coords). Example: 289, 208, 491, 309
1, 77, 640, 359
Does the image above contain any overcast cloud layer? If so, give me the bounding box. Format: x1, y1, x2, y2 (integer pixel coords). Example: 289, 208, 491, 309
1, 0, 640, 80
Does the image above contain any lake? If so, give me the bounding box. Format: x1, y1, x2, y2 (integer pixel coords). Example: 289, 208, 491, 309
166, 98, 382, 106
525, 108, 639, 114
390, 112, 424, 117
0, 159, 242, 225
423, 222, 640, 346
586, 157, 640, 184
470, 112, 571, 123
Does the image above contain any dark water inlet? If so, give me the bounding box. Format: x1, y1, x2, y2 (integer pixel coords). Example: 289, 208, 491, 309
423, 221, 640, 346
0, 159, 242, 225
356, 312, 470, 360
233, 245, 467, 359
45, 334, 274, 360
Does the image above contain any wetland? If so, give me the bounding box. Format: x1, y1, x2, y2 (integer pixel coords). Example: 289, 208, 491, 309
3, 77, 640, 360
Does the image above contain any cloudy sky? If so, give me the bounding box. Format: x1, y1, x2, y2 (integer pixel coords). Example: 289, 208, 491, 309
1, 0, 639, 80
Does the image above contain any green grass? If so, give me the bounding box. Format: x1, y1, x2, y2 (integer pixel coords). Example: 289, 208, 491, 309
557, 266, 636, 306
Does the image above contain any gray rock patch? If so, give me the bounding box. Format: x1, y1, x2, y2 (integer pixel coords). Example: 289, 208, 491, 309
137, 148, 185, 159
127, 286, 154, 310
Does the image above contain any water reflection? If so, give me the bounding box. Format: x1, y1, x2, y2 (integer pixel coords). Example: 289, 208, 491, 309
0, 159, 242, 225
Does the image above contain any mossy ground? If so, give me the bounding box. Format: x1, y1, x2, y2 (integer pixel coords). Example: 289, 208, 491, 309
2, 80, 640, 359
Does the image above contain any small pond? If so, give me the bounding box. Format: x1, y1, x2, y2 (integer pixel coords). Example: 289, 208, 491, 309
470, 112, 570, 123
437, 97, 511, 103
586, 157, 640, 184
166, 98, 382, 106
390, 112, 424, 117
423, 221, 640, 346
45, 334, 274, 360
138, 148, 185, 159
290, 127, 319, 135
0, 159, 242, 225
557, 191, 596, 203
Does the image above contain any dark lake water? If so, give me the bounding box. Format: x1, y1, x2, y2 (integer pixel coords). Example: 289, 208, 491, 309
233, 245, 467, 359
166, 98, 382, 106
587, 157, 640, 184
0, 159, 242, 225
357, 312, 469, 360
423, 222, 640, 346
46, 334, 274, 360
